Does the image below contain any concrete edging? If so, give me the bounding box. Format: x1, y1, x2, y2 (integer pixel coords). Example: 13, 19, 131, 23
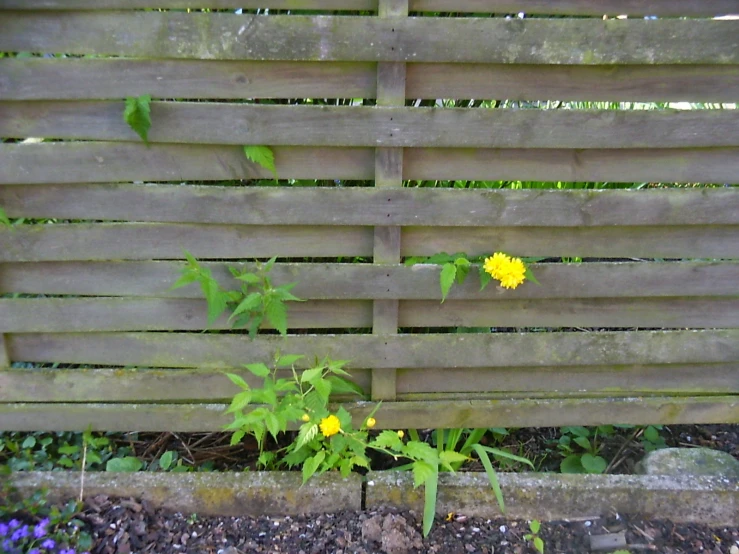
5, 471, 737, 526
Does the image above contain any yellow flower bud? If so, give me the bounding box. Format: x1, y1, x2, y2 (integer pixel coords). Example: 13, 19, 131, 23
397, 430, 405, 439
301, 414, 310, 422
365, 417, 376, 429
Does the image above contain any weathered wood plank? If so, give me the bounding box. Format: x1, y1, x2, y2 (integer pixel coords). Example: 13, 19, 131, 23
1, 224, 735, 261
6, 330, 737, 369
3, 261, 737, 300
4, 60, 739, 103
0, 224, 373, 261
4, 143, 739, 185
400, 298, 739, 329
1, 397, 736, 432
1, 364, 735, 403
1, 297, 736, 333
3, 102, 739, 148
0, 334, 9, 368
1, 0, 738, 16
3, 185, 738, 227
403, 225, 739, 258
0, 367, 372, 402
1, 14, 737, 64
0, 299, 371, 332
396, 365, 739, 395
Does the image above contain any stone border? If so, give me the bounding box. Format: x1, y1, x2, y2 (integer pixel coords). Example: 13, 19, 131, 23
5, 471, 737, 526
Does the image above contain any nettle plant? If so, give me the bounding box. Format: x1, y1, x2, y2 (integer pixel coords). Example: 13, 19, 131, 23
406, 251, 541, 301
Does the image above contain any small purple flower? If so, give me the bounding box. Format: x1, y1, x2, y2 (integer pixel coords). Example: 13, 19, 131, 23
59, 549, 76, 554
0, 522, 8, 536
33, 518, 49, 539
29, 550, 40, 554
2, 538, 12, 551
8, 519, 21, 529
11, 524, 30, 541
41, 538, 56, 549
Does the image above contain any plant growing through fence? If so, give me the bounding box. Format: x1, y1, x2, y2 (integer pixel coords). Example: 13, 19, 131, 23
405, 251, 541, 302
0, 206, 10, 227
123, 95, 152, 144
172, 252, 302, 336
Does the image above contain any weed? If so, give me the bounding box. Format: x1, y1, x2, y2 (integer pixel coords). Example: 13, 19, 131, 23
524, 520, 545, 553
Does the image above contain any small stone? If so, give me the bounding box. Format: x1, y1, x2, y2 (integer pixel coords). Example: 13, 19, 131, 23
728, 545, 738, 554
465, 544, 476, 552
637, 447, 739, 480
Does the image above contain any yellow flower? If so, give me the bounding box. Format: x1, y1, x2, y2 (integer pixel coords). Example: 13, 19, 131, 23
319, 415, 341, 437
483, 252, 510, 280
397, 430, 405, 439
365, 417, 376, 429
497, 256, 526, 290
301, 414, 310, 422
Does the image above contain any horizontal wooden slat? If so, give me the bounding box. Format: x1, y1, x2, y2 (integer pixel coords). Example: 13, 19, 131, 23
2, 224, 736, 261
1, 0, 738, 16
0, 299, 371, 332
3, 261, 738, 300
1, 14, 737, 64
1, 397, 736, 431
3, 143, 739, 185
6, 330, 737, 368
1, 364, 735, 403
0, 224, 373, 261
3, 186, 737, 226
397, 365, 739, 395
0, 367, 372, 402
3, 102, 739, 148
4, 59, 739, 103
1, 297, 736, 332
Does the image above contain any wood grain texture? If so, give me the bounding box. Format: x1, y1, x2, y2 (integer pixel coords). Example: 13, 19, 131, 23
0, 335, 9, 368
6, 330, 737, 369
4, 143, 739, 185
1, 0, 738, 16
0, 224, 373, 261
0, 298, 372, 332
3, 102, 739, 148
0, 367, 372, 402
3, 261, 737, 300
4, 60, 739, 103
1, 14, 737, 64
1, 397, 736, 432
1, 297, 736, 332
1, 363, 735, 403
2, 186, 737, 227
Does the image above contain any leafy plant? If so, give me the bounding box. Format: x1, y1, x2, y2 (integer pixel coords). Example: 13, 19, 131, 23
224, 351, 369, 475
639, 425, 667, 452
406, 251, 540, 302
172, 252, 302, 337
524, 520, 545, 554
556, 426, 608, 474
123, 94, 152, 144
0, 206, 10, 227
244, 145, 278, 180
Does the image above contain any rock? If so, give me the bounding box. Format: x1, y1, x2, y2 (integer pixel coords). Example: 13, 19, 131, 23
636, 448, 739, 480
362, 513, 422, 554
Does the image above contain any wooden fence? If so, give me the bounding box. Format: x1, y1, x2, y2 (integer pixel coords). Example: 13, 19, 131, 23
0, 0, 738, 431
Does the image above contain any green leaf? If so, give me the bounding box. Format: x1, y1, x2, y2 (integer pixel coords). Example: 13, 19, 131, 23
264, 410, 282, 440
472, 444, 506, 514
106, 456, 143, 472
372, 430, 403, 451
412, 459, 436, 489
534, 536, 545, 554
580, 453, 607, 474
274, 285, 303, 302
439, 450, 468, 471
643, 425, 661, 443
58, 444, 80, 455
170, 271, 199, 291
327, 376, 365, 397
296, 423, 319, 450
21, 436, 36, 449
229, 429, 245, 446
479, 266, 493, 290
573, 437, 592, 451
203, 279, 227, 327
225, 390, 252, 414
0, 206, 10, 227
302, 451, 325, 484
229, 292, 263, 322
265, 298, 288, 335
244, 363, 271, 378
277, 354, 304, 367
313, 378, 332, 404
300, 365, 324, 385
439, 263, 457, 303
422, 465, 438, 537
123, 95, 152, 144
405, 441, 439, 466
560, 455, 586, 474
335, 406, 353, 430
235, 272, 261, 284
244, 145, 278, 180
529, 520, 541, 533
159, 451, 175, 471
226, 373, 250, 390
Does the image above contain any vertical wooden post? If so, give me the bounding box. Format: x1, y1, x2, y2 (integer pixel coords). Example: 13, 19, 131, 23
371, 0, 408, 401
0, 334, 10, 368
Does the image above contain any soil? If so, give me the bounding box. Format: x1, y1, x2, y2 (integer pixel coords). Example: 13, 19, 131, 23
81, 497, 739, 554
